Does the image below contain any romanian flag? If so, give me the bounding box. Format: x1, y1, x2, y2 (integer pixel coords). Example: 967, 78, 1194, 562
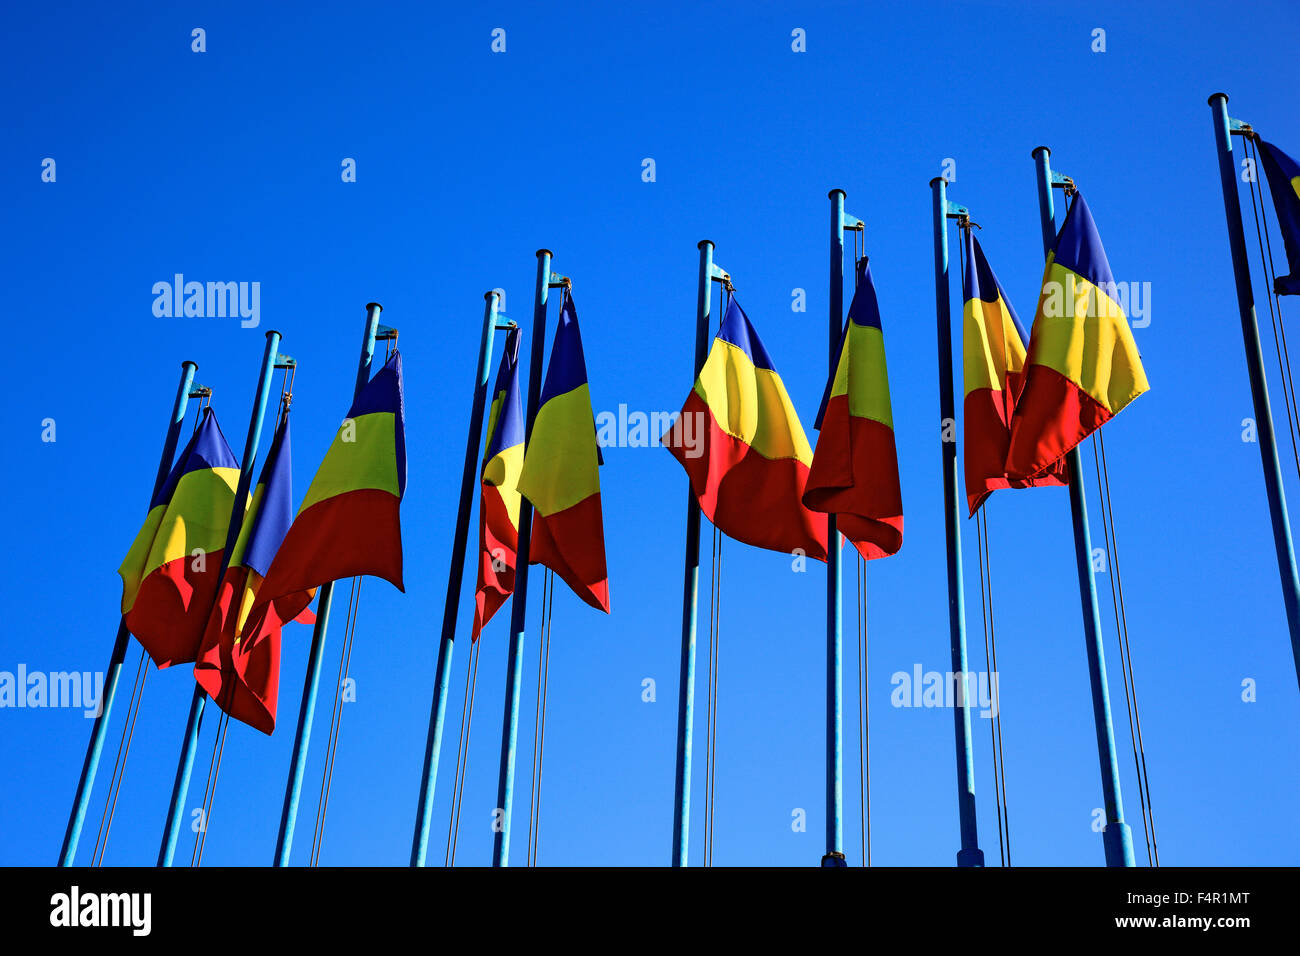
518, 291, 609, 612
962, 230, 1067, 514
193, 411, 315, 734
1006, 194, 1150, 480
663, 294, 828, 561
1258, 139, 1300, 296
803, 257, 903, 560
472, 328, 525, 639
118, 409, 240, 668
255, 351, 406, 606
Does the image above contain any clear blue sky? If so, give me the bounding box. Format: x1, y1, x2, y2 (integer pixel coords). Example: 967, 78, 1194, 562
3, 0, 1298, 867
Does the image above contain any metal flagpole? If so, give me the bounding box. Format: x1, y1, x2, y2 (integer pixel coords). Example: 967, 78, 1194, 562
1207, 94, 1300, 692
929, 176, 985, 867
410, 292, 512, 866
1030, 147, 1135, 867
821, 190, 863, 866
59, 361, 200, 866
672, 240, 728, 866
493, 251, 567, 866
274, 303, 384, 866
159, 330, 284, 866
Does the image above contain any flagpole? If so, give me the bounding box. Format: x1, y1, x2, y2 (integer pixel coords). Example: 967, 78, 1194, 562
672, 239, 722, 866
822, 190, 849, 866
1207, 94, 1300, 692
410, 292, 506, 866
493, 250, 563, 866
58, 361, 199, 866
1030, 147, 1135, 867
929, 176, 985, 867
274, 303, 383, 866
159, 330, 283, 866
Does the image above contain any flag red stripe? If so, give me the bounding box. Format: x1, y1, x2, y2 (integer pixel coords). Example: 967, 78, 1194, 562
124, 550, 226, 668
666, 392, 828, 561
473, 484, 519, 639
529, 492, 610, 612
257, 489, 404, 600
803, 395, 902, 560
1005, 365, 1112, 480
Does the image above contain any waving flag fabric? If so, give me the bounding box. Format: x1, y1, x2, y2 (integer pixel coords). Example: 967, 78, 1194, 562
194, 411, 315, 734
255, 350, 406, 607
962, 231, 1067, 514
803, 258, 903, 560
1006, 194, 1150, 480
663, 294, 828, 561
473, 328, 525, 639
118, 409, 240, 668
518, 291, 609, 612
1258, 139, 1300, 296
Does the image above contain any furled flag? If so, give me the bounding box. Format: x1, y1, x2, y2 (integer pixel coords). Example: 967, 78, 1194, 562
1006, 194, 1150, 480
663, 294, 828, 561
1257, 139, 1300, 296
802, 257, 903, 559
473, 328, 525, 638
118, 409, 240, 668
193, 411, 316, 734
962, 230, 1067, 514
254, 350, 406, 607
518, 291, 610, 611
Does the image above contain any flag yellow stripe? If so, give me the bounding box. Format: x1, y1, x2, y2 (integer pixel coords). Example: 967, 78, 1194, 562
483, 442, 524, 520
1030, 262, 1149, 414
518, 385, 600, 516
693, 339, 813, 463
828, 324, 894, 428
298, 411, 399, 514
141, 466, 241, 579
964, 297, 1027, 396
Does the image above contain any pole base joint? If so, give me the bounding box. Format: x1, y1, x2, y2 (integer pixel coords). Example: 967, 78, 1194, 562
820, 851, 848, 867
956, 847, 986, 867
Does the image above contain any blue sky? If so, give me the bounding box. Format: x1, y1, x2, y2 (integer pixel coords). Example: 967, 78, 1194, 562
3, 0, 1299, 867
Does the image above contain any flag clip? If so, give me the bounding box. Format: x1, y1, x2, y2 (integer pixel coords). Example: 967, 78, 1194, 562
843, 212, 864, 231
375, 324, 399, 341
548, 271, 571, 289
1228, 115, 1254, 137
944, 199, 969, 220
1049, 171, 1076, 195
274, 353, 296, 369
188, 384, 212, 399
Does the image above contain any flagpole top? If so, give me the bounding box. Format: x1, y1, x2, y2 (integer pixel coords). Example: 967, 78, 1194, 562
828, 188, 846, 199
484, 290, 500, 302
1208, 91, 1229, 105
366, 302, 383, 313
182, 360, 198, 371
928, 176, 947, 188
697, 239, 714, 250
265, 329, 283, 340
1031, 145, 1051, 159
536, 249, 553, 259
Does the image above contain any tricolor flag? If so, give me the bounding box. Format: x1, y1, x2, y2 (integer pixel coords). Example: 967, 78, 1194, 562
255, 351, 406, 606
663, 294, 828, 561
518, 291, 610, 612
118, 409, 240, 668
1257, 139, 1300, 296
473, 328, 525, 638
962, 230, 1067, 514
1006, 194, 1150, 480
193, 411, 315, 734
803, 258, 903, 560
